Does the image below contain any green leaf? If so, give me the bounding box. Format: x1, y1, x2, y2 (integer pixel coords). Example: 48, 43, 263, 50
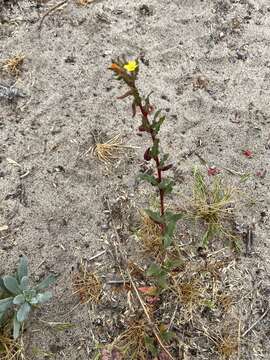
35, 274, 56, 291
138, 174, 158, 186
0, 297, 13, 312
144, 336, 158, 357
152, 116, 165, 134
150, 139, 160, 157
144, 209, 164, 224
20, 276, 29, 291
36, 291, 52, 304
156, 274, 168, 289
164, 258, 183, 271
17, 256, 28, 282
154, 109, 162, 121
158, 179, 174, 193
160, 329, 175, 342
146, 263, 163, 277
164, 211, 183, 222
3, 276, 21, 295
16, 302, 31, 322
13, 294, 25, 305
163, 221, 177, 248
159, 154, 169, 168
13, 314, 21, 339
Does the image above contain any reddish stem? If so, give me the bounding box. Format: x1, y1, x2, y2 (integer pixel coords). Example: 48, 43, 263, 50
139, 104, 165, 218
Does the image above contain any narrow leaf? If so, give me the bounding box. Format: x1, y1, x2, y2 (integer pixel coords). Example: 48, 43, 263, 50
138, 174, 158, 186
3, 276, 21, 295
150, 138, 160, 157
35, 274, 56, 291
163, 221, 177, 248
154, 109, 162, 121
117, 89, 133, 100
144, 209, 164, 224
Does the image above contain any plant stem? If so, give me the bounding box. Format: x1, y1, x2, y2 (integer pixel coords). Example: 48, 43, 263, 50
138, 104, 165, 218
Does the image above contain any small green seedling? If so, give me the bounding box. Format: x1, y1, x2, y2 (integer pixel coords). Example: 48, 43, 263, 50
0, 256, 56, 339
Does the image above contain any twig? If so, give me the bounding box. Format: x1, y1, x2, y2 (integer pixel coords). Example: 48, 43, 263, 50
88, 250, 106, 261
38, 0, 69, 31
237, 318, 241, 360
168, 304, 178, 330
242, 305, 269, 337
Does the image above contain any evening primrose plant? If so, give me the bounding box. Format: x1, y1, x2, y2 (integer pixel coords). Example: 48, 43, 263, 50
109, 57, 182, 248
0, 256, 56, 339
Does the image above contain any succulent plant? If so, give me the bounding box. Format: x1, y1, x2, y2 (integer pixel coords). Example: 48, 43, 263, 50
0, 256, 56, 338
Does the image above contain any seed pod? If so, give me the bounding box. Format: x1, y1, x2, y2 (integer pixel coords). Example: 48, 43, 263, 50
159, 164, 173, 171
139, 125, 147, 132
144, 148, 152, 161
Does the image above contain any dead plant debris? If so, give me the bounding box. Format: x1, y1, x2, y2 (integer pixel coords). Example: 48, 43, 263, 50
2, 54, 24, 77
72, 261, 102, 304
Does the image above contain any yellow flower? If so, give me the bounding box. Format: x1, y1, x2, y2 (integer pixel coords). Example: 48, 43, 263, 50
124, 60, 138, 72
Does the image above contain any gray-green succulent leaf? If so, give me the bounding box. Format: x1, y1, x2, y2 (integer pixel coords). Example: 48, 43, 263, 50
35, 274, 56, 291
20, 276, 29, 291
17, 256, 28, 282
13, 314, 21, 339
36, 291, 52, 304
0, 297, 13, 312
17, 302, 31, 322
3, 276, 21, 295
13, 294, 26, 305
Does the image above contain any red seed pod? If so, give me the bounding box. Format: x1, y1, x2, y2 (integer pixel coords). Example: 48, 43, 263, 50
159, 164, 173, 171
144, 148, 152, 161
138, 125, 147, 132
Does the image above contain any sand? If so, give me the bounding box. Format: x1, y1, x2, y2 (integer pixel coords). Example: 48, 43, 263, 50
0, 0, 269, 359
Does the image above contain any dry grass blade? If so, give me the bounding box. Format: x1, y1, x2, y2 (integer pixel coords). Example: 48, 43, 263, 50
3, 55, 24, 77
72, 261, 102, 304
76, 0, 95, 5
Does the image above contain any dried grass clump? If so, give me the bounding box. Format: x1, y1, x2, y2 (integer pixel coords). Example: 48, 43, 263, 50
88, 134, 134, 165
173, 279, 203, 310
217, 335, 238, 359
189, 168, 237, 245
138, 212, 164, 258
0, 327, 23, 360
112, 319, 152, 360
72, 262, 102, 304
3, 55, 24, 77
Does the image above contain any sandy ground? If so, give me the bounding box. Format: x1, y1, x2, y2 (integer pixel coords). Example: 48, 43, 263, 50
0, 0, 270, 359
